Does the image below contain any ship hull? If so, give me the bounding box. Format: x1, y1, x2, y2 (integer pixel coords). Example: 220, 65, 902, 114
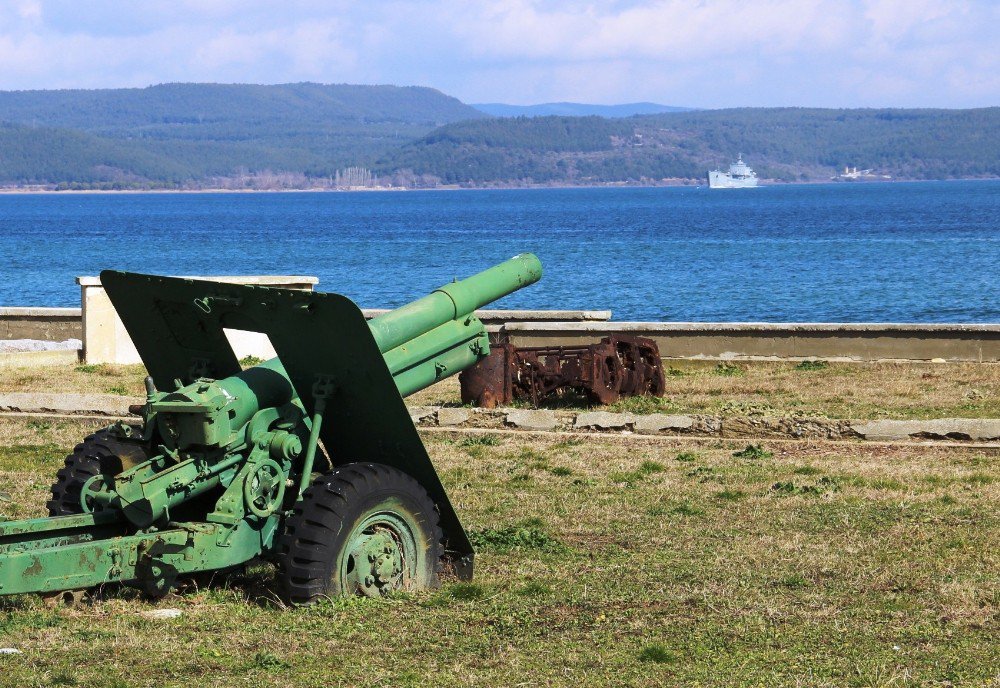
707, 170, 758, 189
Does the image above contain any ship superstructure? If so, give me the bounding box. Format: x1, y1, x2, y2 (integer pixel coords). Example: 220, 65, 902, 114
707, 155, 758, 188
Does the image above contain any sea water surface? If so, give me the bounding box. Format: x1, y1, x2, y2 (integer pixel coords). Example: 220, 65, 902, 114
0, 181, 997, 322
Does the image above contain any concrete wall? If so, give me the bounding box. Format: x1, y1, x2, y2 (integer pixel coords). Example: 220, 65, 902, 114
503, 321, 1000, 362
5, 298, 1000, 364
77, 275, 320, 364
0, 307, 82, 341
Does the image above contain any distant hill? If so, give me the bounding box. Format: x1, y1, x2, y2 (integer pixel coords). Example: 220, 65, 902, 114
376, 107, 1000, 185
0, 82, 485, 186
472, 102, 692, 117
0, 86, 996, 188
0, 121, 189, 185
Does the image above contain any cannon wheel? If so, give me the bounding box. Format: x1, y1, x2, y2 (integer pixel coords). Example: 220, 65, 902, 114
277, 463, 443, 604
47, 428, 148, 516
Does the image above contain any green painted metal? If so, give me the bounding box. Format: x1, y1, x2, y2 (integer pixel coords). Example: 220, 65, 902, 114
342, 509, 417, 597
0, 515, 278, 596
0, 255, 541, 597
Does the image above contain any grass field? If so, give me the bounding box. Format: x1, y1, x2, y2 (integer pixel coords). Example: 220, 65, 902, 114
4, 359, 997, 421
0, 418, 996, 687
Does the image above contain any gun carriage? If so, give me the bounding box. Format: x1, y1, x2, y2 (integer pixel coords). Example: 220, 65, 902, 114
0, 254, 542, 602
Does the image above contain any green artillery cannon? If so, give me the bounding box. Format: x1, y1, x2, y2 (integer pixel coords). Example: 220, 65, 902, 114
0, 254, 542, 602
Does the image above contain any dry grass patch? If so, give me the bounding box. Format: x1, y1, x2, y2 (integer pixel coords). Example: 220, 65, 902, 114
1, 423, 991, 685
409, 360, 1000, 420
3, 360, 999, 421
0, 363, 147, 397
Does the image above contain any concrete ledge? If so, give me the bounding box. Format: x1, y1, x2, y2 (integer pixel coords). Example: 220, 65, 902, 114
0, 392, 136, 416
406, 405, 996, 443
0, 307, 82, 317
0, 393, 997, 444
503, 321, 1000, 362
0, 307, 83, 341
505, 409, 560, 431
851, 419, 1000, 442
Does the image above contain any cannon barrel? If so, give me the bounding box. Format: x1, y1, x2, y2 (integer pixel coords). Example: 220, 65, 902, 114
367, 253, 542, 353
153, 254, 543, 450
209, 253, 542, 406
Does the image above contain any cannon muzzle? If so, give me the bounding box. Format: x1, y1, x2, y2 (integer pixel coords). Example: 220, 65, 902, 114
367, 253, 542, 353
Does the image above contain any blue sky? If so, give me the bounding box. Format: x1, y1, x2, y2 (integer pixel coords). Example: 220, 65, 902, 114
0, 0, 996, 108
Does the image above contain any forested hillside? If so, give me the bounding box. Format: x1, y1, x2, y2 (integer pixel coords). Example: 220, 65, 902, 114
472, 102, 691, 117
0, 83, 483, 187
376, 107, 1000, 185
0, 84, 996, 188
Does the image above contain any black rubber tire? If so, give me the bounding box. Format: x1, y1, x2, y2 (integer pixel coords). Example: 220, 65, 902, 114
47, 428, 149, 516
277, 462, 443, 604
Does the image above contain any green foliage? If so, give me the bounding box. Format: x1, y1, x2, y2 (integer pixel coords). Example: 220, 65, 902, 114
733, 444, 774, 460
516, 581, 552, 597
686, 466, 715, 482
776, 574, 810, 588
468, 521, 565, 553
74, 363, 114, 374
378, 107, 1000, 184
0, 83, 483, 186
793, 465, 823, 476
608, 394, 676, 414
252, 652, 291, 671
3, 91, 997, 186
239, 355, 264, 368
675, 451, 698, 463
610, 460, 667, 485
443, 582, 489, 601
771, 476, 840, 496
713, 362, 744, 377
459, 434, 501, 447
795, 360, 829, 371
669, 502, 705, 517
638, 644, 677, 664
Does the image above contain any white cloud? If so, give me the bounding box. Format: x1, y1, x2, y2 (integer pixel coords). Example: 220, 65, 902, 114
0, 0, 994, 107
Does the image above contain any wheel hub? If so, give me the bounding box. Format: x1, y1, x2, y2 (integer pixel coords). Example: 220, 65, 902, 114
350, 528, 404, 595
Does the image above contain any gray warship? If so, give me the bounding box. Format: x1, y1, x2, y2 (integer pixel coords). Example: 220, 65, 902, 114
707, 155, 758, 188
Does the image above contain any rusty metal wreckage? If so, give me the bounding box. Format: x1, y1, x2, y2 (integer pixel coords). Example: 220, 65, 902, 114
459, 335, 666, 408
0, 253, 666, 603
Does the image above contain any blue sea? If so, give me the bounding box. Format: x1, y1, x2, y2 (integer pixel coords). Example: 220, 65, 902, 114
0, 181, 997, 322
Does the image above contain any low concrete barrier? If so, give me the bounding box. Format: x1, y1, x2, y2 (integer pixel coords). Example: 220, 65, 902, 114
77, 275, 319, 364
4, 290, 1000, 364
0, 307, 82, 341
503, 321, 1000, 363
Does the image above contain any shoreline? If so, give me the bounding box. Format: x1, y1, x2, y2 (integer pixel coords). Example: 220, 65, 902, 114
1, 177, 997, 196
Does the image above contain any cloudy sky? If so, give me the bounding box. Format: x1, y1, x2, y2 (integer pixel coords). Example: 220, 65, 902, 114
0, 0, 996, 108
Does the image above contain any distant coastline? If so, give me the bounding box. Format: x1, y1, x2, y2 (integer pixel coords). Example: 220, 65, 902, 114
1, 176, 996, 195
